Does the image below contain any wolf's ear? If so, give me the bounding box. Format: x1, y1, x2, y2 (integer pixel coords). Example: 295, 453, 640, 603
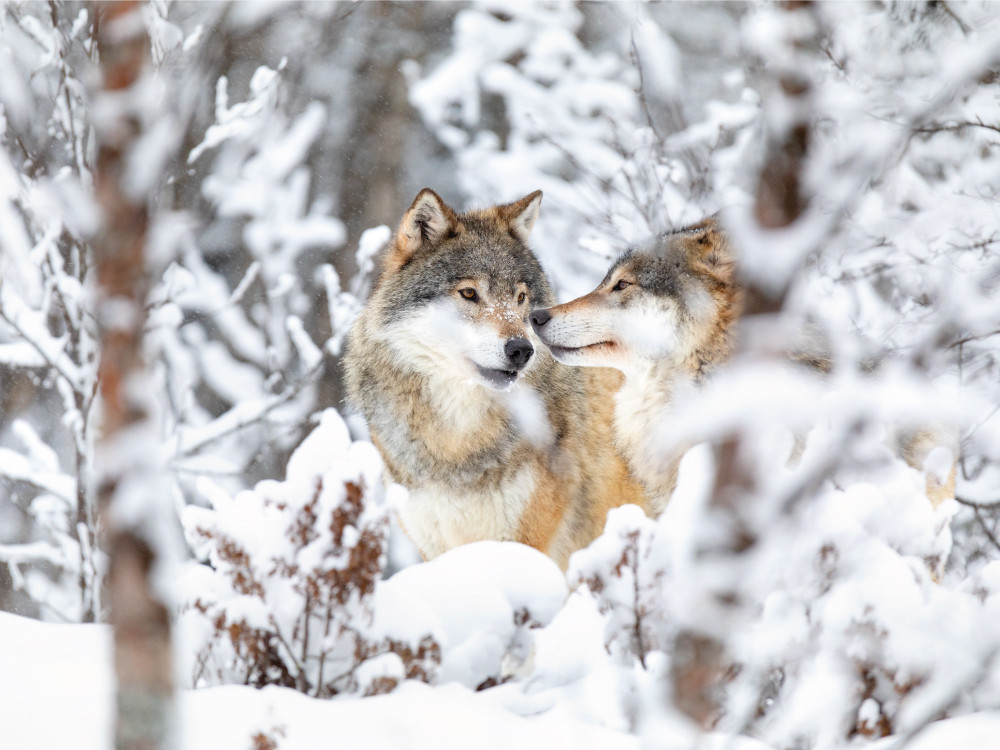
386, 188, 461, 273
688, 215, 735, 281
496, 190, 542, 244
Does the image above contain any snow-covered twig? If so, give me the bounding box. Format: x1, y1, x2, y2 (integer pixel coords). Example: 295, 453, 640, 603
176, 359, 324, 457
0, 282, 86, 395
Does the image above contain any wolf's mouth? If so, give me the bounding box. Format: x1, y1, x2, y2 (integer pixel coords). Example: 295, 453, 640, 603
548, 341, 616, 358
476, 366, 519, 390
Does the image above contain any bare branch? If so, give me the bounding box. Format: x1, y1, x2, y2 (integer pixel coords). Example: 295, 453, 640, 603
913, 119, 1000, 136
955, 497, 1000, 554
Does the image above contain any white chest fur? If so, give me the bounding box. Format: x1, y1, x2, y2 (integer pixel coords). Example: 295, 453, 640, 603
399, 463, 539, 560
613, 363, 689, 502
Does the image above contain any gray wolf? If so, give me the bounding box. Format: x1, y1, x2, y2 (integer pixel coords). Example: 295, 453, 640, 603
529, 217, 738, 509
530, 217, 955, 511
343, 188, 648, 569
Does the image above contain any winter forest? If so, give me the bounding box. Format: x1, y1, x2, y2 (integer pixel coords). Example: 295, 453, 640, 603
2, 1, 1000, 748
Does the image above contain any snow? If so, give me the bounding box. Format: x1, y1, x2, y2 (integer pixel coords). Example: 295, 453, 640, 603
874, 713, 1000, 750
0, 446, 75, 501
183, 679, 638, 750
5, 607, 999, 748
377, 542, 567, 688
0, 612, 114, 750
1, 610, 638, 750
3, 1, 1000, 747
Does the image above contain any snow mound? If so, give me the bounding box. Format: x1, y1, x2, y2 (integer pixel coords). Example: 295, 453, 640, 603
377, 540, 568, 688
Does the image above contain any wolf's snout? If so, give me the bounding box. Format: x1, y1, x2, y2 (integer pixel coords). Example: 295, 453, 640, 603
529, 309, 551, 330
504, 337, 534, 368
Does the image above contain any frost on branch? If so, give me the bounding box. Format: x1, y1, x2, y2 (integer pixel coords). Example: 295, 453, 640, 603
410, 2, 756, 297
570, 505, 670, 668
179, 409, 439, 697
0, 2, 101, 622
565, 435, 1000, 746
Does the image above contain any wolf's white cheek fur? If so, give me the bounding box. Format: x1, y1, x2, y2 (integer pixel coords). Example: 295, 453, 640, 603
383, 302, 477, 383
422, 298, 536, 375
384, 301, 536, 395
541, 314, 611, 349
466, 334, 514, 373
537, 311, 620, 368
617, 302, 681, 361
381, 305, 497, 435
684, 286, 717, 325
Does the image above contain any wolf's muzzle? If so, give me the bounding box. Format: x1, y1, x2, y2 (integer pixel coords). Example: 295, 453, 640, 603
529, 309, 551, 331
504, 337, 534, 369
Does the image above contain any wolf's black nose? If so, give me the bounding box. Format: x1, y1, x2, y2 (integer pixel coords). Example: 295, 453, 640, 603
529, 309, 551, 329
504, 337, 534, 367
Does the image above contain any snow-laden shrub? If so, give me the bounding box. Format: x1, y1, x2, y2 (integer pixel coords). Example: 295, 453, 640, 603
179, 409, 439, 697
570, 504, 671, 668
178, 408, 570, 697
566, 439, 1000, 747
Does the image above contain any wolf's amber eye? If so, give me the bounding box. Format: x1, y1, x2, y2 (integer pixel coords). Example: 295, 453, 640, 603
517, 292, 526, 304
612, 279, 631, 292
459, 288, 478, 302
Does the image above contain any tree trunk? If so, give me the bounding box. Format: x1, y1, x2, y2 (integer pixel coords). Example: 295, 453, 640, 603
92, 2, 175, 748
670, 0, 820, 729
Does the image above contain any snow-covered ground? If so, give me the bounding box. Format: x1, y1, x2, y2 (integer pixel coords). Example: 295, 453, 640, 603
4, 606, 999, 749
0, 610, 632, 750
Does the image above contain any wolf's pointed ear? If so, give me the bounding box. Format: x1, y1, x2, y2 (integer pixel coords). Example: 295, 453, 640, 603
385, 188, 461, 273
497, 190, 542, 244
689, 215, 735, 281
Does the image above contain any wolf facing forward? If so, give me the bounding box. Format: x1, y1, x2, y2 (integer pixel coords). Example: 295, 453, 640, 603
343, 189, 648, 568
530, 217, 955, 511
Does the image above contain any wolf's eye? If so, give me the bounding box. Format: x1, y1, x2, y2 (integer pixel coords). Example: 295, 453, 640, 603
517, 292, 526, 304
612, 279, 631, 292
459, 288, 478, 302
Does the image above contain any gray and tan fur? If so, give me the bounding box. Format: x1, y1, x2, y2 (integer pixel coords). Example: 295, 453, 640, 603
531, 217, 955, 512
344, 189, 648, 569
531, 217, 738, 508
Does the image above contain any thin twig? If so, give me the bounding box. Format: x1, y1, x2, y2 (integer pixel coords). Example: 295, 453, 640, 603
939, 1, 972, 35
268, 613, 305, 678
913, 119, 1000, 136
0, 286, 84, 394
955, 497, 1000, 555
947, 329, 1000, 349
631, 545, 647, 669
178, 359, 324, 456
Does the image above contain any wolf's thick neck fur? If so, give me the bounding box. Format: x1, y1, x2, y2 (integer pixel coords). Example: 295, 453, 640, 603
613, 321, 737, 510
613, 361, 685, 511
